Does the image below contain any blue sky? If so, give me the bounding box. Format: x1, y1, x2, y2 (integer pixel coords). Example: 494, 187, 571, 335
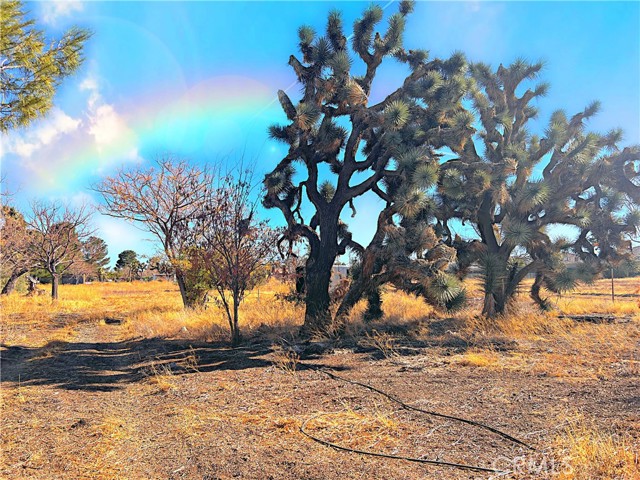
2, 1, 639, 265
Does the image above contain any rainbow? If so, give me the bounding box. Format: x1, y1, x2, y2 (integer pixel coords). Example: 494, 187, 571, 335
32, 74, 281, 192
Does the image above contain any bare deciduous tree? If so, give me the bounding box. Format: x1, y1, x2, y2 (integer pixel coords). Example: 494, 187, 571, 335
94, 155, 212, 307
0, 205, 35, 294
26, 201, 93, 300
188, 173, 279, 345
204, 174, 281, 345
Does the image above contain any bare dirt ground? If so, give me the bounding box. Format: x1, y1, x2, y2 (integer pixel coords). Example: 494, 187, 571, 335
1, 282, 639, 479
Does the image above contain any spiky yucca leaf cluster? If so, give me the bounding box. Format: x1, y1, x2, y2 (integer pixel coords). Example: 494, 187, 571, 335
295, 102, 321, 130
424, 272, 466, 311
624, 209, 640, 228
544, 268, 579, 294
394, 188, 428, 219
517, 181, 550, 211
319, 181, 335, 202
478, 252, 503, 294
384, 100, 410, 129
412, 163, 439, 189
264, 166, 294, 195
441, 169, 465, 199
328, 50, 351, 76
502, 220, 535, 247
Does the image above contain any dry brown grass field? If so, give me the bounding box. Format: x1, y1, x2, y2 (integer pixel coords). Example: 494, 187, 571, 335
1, 277, 638, 479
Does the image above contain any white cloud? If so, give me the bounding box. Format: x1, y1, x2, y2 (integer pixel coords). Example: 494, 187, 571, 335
80, 73, 101, 109
89, 104, 130, 148
1, 70, 141, 194
124, 148, 144, 163
80, 72, 138, 154
3, 109, 81, 159
37, 110, 81, 144
79, 76, 97, 92
13, 138, 38, 158
40, 1, 84, 25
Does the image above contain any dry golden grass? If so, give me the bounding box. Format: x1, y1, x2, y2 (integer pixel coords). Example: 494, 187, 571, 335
359, 330, 400, 358
454, 349, 501, 368
2, 277, 637, 383
380, 287, 438, 322
2, 276, 636, 345
457, 303, 640, 380
304, 408, 407, 451
553, 417, 639, 479
270, 345, 300, 375
1, 278, 303, 346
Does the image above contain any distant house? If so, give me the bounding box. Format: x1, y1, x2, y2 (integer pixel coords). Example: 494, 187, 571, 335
271, 258, 350, 292
331, 265, 349, 289
142, 268, 175, 282
561, 252, 580, 265
562, 246, 640, 264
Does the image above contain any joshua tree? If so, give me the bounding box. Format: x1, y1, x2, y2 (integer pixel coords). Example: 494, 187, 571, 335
437, 60, 640, 317
263, 1, 474, 335
335, 217, 465, 327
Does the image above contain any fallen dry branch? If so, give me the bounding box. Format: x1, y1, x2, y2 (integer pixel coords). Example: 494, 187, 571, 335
557, 314, 632, 324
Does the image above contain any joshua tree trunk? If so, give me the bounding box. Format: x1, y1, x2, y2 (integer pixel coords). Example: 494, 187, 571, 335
299, 213, 341, 337
302, 251, 334, 336
481, 253, 538, 318
1, 268, 28, 295
363, 287, 384, 322
335, 279, 385, 327
477, 197, 511, 318
530, 271, 551, 310
335, 280, 366, 325
482, 289, 508, 317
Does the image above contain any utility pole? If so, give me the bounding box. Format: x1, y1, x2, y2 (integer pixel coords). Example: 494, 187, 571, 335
610, 264, 615, 304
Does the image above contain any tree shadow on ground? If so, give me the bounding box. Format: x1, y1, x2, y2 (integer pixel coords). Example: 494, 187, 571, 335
351, 316, 517, 361
0, 336, 335, 392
